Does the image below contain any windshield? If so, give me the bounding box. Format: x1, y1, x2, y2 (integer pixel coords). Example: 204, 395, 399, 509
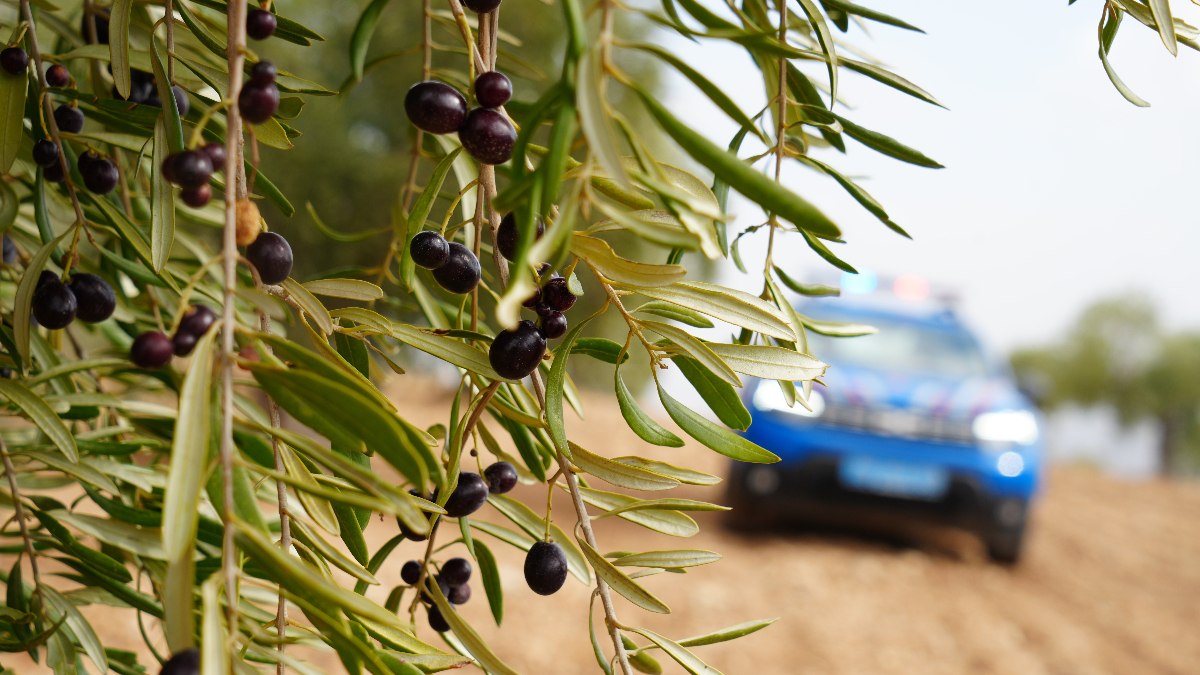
809, 314, 992, 379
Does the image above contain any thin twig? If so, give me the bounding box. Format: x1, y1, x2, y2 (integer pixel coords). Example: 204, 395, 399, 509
258, 310, 291, 675
165, 0, 176, 82
19, 0, 89, 234
375, 0, 433, 292
220, 0, 249, 662
471, 15, 634, 674
764, 0, 788, 276
0, 439, 45, 626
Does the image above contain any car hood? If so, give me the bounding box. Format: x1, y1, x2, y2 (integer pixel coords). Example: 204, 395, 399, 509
817, 363, 1026, 418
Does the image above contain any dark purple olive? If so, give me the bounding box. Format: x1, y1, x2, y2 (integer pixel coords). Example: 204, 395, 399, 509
541, 277, 577, 312
172, 331, 197, 357
68, 273, 115, 323
524, 541, 568, 596
405, 81, 468, 135
246, 9, 278, 41
442, 472, 489, 518
484, 461, 518, 494
43, 161, 65, 182
248, 61, 277, 86
32, 280, 76, 329
430, 242, 480, 294
181, 184, 211, 208
410, 231, 450, 269
131, 331, 174, 368
176, 305, 217, 340
448, 583, 471, 605
32, 140, 59, 168
0, 47, 28, 75
45, 64, 70, 87
489, 320, 546, 380
36, 270, 58, 289
78, 153, 119, 195
200, 143, 226, 171
440, 558, 471, 587
458, 108, 516, 165
245, 231, 293, 284
538, 311, 567, 340
172, 150, 213, 188
171, 85, 190, 117
427, 605, 450, 632
474, 71, 512, 108
497, 212, 545, 261
239, 82, 279, 124
54, 105, 84, 133
401, 560, 422, 585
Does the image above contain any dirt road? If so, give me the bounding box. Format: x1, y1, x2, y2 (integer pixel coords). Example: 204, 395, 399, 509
4, 380, 1199, 674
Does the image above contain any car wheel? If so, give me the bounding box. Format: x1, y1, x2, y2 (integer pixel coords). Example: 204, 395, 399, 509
722, 464, 763, 531
984, 499, 1028, 565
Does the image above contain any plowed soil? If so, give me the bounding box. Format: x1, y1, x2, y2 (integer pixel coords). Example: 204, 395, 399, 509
4, 379, 1199, 674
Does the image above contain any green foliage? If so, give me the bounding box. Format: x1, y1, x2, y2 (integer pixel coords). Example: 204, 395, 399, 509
1012, 294, 1200, 474
0, 0, 1189, 674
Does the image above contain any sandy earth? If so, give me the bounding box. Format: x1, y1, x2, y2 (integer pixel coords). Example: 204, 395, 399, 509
4, 379, 1199, 674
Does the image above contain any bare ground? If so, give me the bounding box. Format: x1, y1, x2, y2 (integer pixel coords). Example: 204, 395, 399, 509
4, 379, 1199, 674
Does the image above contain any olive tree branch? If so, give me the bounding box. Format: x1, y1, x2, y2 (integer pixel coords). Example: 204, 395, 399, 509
763, 0, 788, 277
0, 438, 45, 628
255, 309, 292, 674
19, 0, 90, 249
408, 380, 499, 618
220, 0, 249, 658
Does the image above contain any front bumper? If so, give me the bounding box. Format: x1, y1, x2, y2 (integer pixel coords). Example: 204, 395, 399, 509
731, 418, 1041, 532
728, 456, 1027, 533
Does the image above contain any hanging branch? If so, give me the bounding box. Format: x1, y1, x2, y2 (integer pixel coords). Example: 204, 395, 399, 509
220, 0, 249, 659
19, 0, 91, 266
0, 439, 45, 626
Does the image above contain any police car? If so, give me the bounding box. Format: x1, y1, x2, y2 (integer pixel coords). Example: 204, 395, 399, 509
726, 273, 1043, 563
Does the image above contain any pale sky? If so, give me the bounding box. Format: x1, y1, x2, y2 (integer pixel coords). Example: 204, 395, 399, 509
663, 0, 1200, 353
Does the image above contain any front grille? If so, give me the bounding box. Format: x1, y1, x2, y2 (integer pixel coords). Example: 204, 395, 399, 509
820, 403, 974, 444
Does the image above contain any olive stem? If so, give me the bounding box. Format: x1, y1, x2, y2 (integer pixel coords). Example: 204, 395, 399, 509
258, 307, 292, 675
18, 0, 89, 237
219, 0, 249, 665
0, 438, 46, 630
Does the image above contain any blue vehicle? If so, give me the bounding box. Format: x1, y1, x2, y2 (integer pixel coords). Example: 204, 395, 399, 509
726, 282, 1043, 563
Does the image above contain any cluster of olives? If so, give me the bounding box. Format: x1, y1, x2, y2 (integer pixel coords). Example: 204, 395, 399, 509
121, 69, 189, 113
161, 144, 227, 208
75, 151, 120, 195
409, 230, 481, 295
2, 49, 84, 184
397, 462, 515, 540
239, 61, 280, 124
402, 556, 474, 632
32, 271, 115, 330
129, 305, 216, 369
78, 11, 189, 113
405, 70, 516, 165
484, 213, 578, 380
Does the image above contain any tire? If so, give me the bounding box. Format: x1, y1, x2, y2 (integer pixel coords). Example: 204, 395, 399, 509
983, 500, 1028, 565
984, 525, 1025, 564
722, 464, 763, 532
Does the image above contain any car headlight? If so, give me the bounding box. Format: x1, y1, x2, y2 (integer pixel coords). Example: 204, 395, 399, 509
752, 384, 824, 418
972, 410, 1038, 445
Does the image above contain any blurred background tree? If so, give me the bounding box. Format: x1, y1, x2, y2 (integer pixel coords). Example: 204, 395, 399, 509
1012, 295, 1200, 475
